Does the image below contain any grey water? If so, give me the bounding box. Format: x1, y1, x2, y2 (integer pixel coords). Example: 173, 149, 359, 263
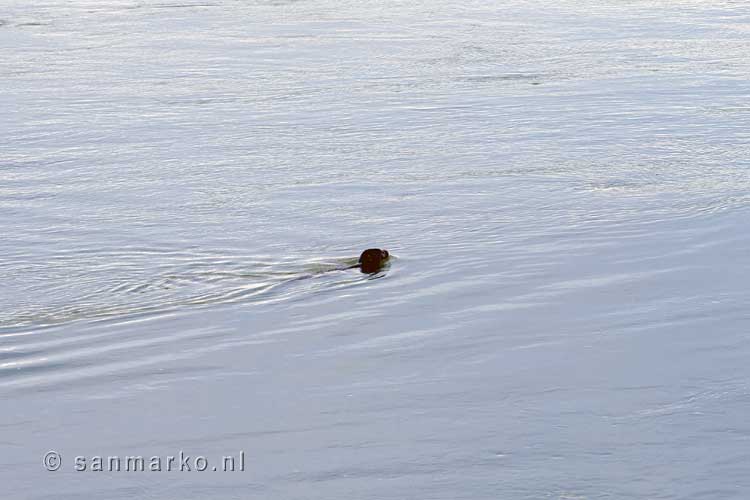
2, 0, 750, 498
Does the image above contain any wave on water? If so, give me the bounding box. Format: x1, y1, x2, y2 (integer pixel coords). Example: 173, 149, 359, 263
0, 247, 395, 392
0, 248, 379, 335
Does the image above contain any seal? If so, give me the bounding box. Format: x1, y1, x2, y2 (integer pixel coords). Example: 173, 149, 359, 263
358, 248, 390, 274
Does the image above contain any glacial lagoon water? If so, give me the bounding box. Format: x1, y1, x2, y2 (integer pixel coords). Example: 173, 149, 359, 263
2, 0, 750, 498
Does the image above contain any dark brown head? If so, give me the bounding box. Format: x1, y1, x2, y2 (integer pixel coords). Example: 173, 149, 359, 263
358, 248, 390, 274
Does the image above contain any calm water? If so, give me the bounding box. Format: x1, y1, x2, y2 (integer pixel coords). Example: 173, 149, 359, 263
2, 0, 750, 498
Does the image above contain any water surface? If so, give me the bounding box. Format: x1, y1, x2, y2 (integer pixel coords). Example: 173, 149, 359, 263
2, 1, 750, 498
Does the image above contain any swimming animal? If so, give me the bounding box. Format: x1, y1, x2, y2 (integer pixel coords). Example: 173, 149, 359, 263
357, 248, 390, 274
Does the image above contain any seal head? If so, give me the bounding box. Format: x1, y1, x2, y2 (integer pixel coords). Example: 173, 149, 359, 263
358, 248, 390, 274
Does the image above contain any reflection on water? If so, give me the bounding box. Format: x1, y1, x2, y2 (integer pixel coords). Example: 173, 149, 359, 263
2, 0, 750, 498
